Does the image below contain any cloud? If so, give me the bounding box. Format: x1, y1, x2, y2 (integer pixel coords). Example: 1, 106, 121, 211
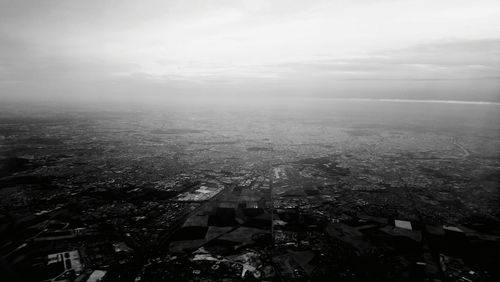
277, 39, 500, 80
0, 0, 499, 102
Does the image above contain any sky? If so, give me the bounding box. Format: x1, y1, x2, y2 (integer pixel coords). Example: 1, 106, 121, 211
0, 0, 499, 103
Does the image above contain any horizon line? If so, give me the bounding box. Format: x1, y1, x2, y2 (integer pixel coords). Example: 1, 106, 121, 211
328, 98, 500, 106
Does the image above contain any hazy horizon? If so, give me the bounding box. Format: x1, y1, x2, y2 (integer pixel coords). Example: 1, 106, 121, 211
2, 3, 500, 280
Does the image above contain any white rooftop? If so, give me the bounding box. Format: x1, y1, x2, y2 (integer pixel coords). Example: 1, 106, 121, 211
443, 225, 463, 233
395, 220, 412, 230
87, 270, 107, 282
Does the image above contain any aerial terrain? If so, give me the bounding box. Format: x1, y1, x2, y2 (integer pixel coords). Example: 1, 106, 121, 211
1, 99, 500, 281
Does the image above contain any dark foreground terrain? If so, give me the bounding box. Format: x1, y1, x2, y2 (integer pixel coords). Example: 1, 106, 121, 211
1, 99, 500, 281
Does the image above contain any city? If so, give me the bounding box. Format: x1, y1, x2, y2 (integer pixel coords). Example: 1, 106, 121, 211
1, 100, 499, 281
1, 1, 499, 281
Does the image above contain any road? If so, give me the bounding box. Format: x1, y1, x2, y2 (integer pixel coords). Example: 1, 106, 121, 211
452, 138, 470, 158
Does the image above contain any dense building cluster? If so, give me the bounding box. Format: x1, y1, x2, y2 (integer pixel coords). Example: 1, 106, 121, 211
1, 105, 499, 281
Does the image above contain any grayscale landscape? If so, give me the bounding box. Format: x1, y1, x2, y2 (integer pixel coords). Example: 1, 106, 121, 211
1, 1, 499, 281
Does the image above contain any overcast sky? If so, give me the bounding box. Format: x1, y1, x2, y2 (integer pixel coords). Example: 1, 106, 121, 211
1, 0, 499, 103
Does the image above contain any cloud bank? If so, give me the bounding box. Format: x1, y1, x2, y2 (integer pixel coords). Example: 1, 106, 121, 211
1, 0, 499, 103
